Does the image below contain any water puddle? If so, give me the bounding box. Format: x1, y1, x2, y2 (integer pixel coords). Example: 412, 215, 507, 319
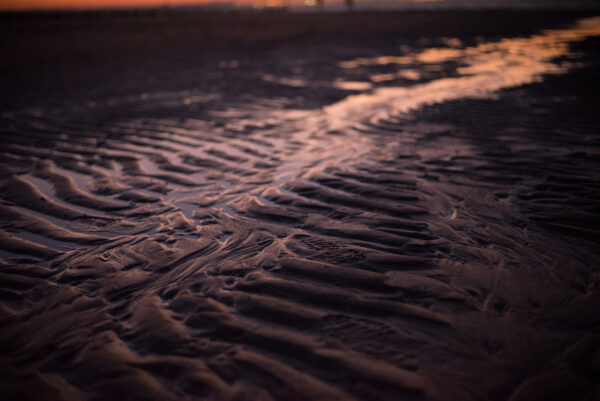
328, 17, 600, 125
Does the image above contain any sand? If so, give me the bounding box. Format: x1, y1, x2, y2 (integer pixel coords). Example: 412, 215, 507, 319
0, 8, 599, 401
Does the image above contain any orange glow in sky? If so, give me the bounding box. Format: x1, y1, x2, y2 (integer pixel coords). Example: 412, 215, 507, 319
0, 0, 265, 11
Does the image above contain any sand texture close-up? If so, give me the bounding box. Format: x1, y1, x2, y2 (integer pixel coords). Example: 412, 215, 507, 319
1, 9, 599, 401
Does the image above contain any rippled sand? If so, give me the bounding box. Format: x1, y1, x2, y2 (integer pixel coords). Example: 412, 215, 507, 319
1, 10, 600, 401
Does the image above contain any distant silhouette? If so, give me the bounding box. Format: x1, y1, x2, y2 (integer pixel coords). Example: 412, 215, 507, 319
313, 0, 354, 12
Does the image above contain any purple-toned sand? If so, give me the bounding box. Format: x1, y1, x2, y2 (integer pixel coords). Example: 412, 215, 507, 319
1, 9, 599, 401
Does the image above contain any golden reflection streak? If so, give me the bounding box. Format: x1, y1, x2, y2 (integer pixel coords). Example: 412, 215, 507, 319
328, 17, 600, 127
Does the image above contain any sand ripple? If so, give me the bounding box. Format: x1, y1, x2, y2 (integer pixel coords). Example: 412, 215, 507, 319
1, 17, 600, 401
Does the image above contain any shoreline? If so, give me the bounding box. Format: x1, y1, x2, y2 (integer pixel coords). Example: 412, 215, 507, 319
1, 3, 600, 15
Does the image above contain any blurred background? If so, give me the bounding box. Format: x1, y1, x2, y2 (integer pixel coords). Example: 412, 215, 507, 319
1, 0, 600, 12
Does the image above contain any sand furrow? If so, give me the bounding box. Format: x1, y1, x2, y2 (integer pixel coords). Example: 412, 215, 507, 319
1, 13, 600, 401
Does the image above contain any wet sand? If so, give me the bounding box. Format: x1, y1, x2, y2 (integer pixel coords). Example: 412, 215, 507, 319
1, 9, 600, 401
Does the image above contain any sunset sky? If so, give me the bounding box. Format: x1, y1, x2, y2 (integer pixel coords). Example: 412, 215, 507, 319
0, 0, 589, 11
0, 0, 295, 10
0, 0, 444, 11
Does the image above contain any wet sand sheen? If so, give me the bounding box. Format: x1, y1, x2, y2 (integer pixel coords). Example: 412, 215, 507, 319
328, 17, 600, 123
1, 10, 600, 401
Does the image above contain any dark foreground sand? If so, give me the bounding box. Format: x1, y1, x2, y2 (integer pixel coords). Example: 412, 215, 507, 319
1, 9, 600, 401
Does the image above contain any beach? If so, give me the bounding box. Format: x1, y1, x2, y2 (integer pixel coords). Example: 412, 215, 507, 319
1, 8, 599, 401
